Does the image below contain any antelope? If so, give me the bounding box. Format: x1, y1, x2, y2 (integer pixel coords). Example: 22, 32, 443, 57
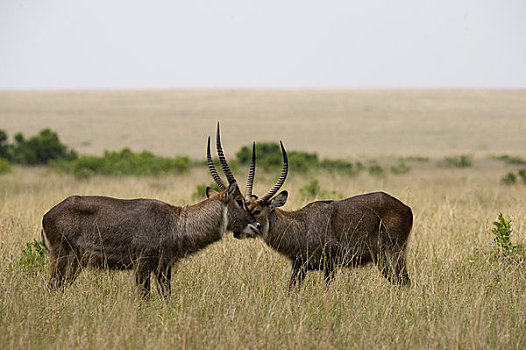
207, 138, 413, 290
41, 131, 260, 298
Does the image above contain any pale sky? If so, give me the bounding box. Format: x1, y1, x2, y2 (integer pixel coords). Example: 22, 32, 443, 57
1, 0, 525, 89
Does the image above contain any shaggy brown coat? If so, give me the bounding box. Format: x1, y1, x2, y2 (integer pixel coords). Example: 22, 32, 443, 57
244, 191, 413, 289
42, 182, 258, 297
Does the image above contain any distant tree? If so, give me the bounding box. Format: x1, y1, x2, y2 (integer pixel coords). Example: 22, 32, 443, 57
236, 141, 319, 173
0, 129, 10, 160
12, 129, 78, 165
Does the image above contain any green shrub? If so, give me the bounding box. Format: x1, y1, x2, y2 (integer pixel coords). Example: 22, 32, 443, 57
390, 161, 410, 175
490, 154, 526, 165
57, 148, 191, 178
400, 156, 429, 163
492, 214, 524, 258
0, 158, 10, 174
1, 128, 78, 164
73, 165, 96, 179
500, 172, 517, 185
442, 154, 473, 168
299, 179, 322, 200
236, 142, 363, 175
19, 239, 47, 269
237, 142, 319, 173
0, 129, 10, 159
236, 142, 283, 169
288, 151, 319, 173
320, 158, 362, 176
12, 129, 78, 165
298, 179, 342, 201
499, 169, 526, 186
368, 163, 385, 177
518, 169, 526, 184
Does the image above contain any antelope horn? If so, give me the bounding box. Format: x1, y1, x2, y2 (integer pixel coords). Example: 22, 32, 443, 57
207, 136, 226, 190
216, 122, 236, 184
257, 141, 288, 204
244, 142, 256, 201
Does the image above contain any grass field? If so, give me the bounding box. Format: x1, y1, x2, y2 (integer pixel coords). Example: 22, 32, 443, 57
1, 90, 526, 349
1, 89, 526, 158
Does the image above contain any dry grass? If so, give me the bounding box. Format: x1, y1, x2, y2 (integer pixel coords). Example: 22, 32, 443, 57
1, 90, 526, 349
1, 90, 526, 158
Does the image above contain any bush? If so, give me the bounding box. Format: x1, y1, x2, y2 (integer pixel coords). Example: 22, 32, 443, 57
320, 158, 362, 176
390, 161, 410, 175
492, 213, 524, 258
442, 154, 473, 168
368, 163, 385, 177
500, 172, 517, 185
236, 142, 363, 176
298, 179, 342, 201
288, 151, 319, 173
19, 239, 47, 269
237, 142, 319, 173
518, 169, 526, 184
236, 142, 283, 169
8, 129, 78, 165
299, 179, 322, 200
0, 158, 10, 174
500, 169, 526, 185
490, 154, 526, 165
400, 156, 429, 163
56, 148, 191, 178
0, 129, 10, 159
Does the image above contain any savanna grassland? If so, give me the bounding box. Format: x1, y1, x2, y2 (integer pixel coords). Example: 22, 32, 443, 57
1, 90, 526, 349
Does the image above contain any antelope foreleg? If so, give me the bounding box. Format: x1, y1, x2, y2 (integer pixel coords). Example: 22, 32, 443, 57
288, 257, 306, 292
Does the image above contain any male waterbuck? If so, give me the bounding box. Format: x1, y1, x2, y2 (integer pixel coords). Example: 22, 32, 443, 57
208, 139, 413, 289
41, 135, 260, 298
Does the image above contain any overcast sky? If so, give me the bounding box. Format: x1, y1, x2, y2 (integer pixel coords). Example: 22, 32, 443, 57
1, 0, 525, 89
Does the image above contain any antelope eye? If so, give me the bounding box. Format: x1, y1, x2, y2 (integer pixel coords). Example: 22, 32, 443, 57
253, 209, 261, 216
236, 199, 244, 207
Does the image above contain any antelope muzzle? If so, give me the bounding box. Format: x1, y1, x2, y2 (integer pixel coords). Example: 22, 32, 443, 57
234, 222, 261, 239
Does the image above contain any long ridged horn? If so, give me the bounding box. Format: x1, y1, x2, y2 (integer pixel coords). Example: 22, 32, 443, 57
216, 122, 236, 184
244, 142, 256, 201
257, 141, 288, 204
207, 136, 227, 190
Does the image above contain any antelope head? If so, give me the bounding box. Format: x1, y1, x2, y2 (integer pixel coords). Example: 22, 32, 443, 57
205, 123, 261, 238
207, 125, 289, 239
242, 141, 288, 239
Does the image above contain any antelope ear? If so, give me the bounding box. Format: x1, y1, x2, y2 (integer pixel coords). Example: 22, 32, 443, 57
270, 190, 288, 210
226, 181, 238, 200
206, 186, 219, 198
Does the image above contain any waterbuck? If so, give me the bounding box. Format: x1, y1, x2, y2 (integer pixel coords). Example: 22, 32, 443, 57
208, 139, 413, 289
41, 138, 260, 298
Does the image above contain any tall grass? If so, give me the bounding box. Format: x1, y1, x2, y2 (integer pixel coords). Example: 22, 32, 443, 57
1, 89, 526, 349
1, 163, 526, 349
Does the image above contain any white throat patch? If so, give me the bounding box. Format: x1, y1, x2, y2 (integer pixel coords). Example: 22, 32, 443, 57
220, 206, 228, 236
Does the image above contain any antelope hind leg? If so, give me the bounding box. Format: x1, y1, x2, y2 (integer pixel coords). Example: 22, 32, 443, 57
135, 263, 152, 299
155, 265, 172, 299
49, 251, 79, 292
